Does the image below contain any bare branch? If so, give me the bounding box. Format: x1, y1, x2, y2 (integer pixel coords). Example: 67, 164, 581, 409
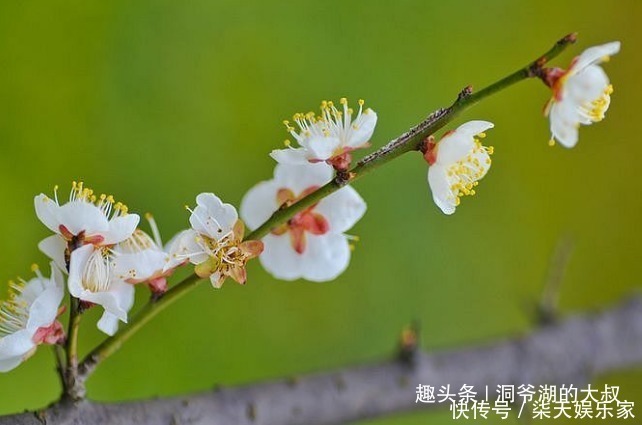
3, 294, 641, 425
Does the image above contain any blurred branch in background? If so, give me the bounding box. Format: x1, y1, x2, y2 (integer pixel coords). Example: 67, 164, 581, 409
1, 295, 641, 425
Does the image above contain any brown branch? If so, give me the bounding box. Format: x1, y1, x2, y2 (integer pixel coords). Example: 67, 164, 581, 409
3, 294, 641, 425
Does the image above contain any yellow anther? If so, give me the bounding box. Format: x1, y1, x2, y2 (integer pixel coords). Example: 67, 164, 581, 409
478, 132, 486, 139
340, 97, 347, 105
145, 212, 153, 220
548, 138, 556, 147
284, 139, 291, 147
30, 264, 39, 273
358, 99, 364, 106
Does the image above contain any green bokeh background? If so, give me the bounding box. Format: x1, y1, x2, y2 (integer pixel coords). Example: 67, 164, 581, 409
0, 1, 640, 423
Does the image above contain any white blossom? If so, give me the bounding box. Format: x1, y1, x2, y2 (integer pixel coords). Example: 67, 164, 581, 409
67, 245, 134, 336
113, 214, 178, 294
544, 41, 620, 148
270, 98, 377, 170
165, 193, 263, 288
425, 121, 494, 215
0, 264, 65, 372
35, 182, 139, 271
240, 162, 366, 282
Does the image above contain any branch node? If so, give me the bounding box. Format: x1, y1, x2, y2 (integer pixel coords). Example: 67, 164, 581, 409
457, 85, 473, 101
335, 171, 354, 187
246, 402, 257, 422
536, 235, 574, 326
397, 321, 420, 366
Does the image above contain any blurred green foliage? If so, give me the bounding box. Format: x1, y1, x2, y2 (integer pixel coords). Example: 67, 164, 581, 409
0, 1, 641, 423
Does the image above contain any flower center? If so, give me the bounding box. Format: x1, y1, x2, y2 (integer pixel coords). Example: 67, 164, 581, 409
67, 181, 130, 218
283, 98, 371, 160
193, 231, 259, 282
0, 280, 29, 337
445, 137, 493, 206
271, 186, 329, 254
582, 84, 613, 123
82, 248, 113, 293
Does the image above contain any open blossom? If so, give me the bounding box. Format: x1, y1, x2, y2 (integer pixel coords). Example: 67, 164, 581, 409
0, 264, 65, 372
113, 214, 178, 294
68, 245, 134, 336
165, 193, 263, 288
270, 98, 377, 170
543, 41, 620, 148
35, 182, 139, 270
240, 162, 366, 282
424, 121, 494, 215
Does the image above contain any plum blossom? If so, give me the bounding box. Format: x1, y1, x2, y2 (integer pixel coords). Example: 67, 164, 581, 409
165, 193, 263, 288
113, 214, 178, 294
240, 162, 366, 282
67, 245, 134, 336
35, 182, 139, 271
270, 98, 377, 171
543, 41, 620, 148
0, 263, 65, 372
424, 121, 494, 215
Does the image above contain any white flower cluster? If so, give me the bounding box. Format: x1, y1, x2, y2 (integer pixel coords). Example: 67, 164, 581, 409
0, 42, 620, 373
1, 181, 264, 372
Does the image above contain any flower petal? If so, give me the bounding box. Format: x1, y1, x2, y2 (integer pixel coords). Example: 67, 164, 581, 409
305, 136, 341, 161
97, 312, 120, 336
25, 277, 64, 331
274, 162, 333, 196
258, 233, 303, 281
549, 101, 580, 148
102, 214, 140, 245
436, 121, 493, 165
572, 41, 620, 74
190, 193, 238, 240
428, 165, 456, 215
240, 180, 280, 231
0, 330, 36, 372
315, 186, 367, 233
113, 249, 167, 283
347, 109, 377, 148
270, 148, 310, 164
34, 194, 60, 234
299, 234, 351, 282
67, 245, 95, 298
38, 235, 67, 272
56, 201, 110, 237
566, 65, 609, 106
164, 229, 207, 270
453, 120, 495, 138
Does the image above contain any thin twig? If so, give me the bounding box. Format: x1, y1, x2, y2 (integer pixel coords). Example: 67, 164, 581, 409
76, 33, 577, 385
63, 297, 83, 400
